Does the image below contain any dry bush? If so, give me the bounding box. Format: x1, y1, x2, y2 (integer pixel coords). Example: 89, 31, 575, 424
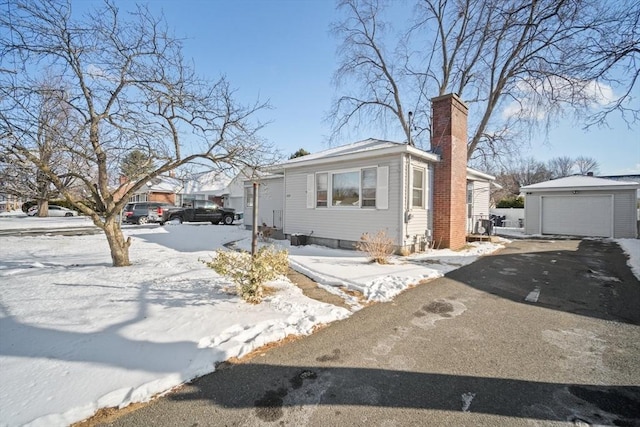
355, 229, 395, 264
203, 246, 289, 303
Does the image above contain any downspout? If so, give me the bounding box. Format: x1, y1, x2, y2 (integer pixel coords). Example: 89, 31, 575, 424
282, 169, 287, 236
405, 153, 412, 249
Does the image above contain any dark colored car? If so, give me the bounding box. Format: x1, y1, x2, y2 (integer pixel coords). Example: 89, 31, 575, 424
122, 202, 174, 225
159, 200, 235, 225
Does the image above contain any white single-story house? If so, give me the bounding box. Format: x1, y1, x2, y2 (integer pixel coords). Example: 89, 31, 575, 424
521, 175, 639, 238
243, 94, 495, 252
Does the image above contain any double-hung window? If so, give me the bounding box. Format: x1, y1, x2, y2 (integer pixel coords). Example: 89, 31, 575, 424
412, 168, 424, 208
245, 186, 253, 207
316, 173, 328, 207
361, 168, 377, 207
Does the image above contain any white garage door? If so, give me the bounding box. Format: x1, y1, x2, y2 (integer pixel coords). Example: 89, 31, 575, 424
541, 195, 613, 237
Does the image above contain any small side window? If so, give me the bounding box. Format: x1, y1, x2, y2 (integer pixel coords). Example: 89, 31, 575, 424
316, 173, 328, 207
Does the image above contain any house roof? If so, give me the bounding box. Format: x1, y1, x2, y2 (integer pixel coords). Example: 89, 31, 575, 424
281, 138, 440, 168
521, 175, 640, 191
278, 138, 494, 181
182, 171, 232, 196
467, 168, 495, 182
141, 176, 183, 194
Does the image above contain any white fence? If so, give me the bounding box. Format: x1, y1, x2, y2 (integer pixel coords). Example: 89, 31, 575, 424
490, 208, 524, 228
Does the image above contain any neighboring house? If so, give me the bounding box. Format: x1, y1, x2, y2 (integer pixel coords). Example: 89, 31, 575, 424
181, 170, 231, 207
521, 175, 639, 238
244, 94, 495, 252
599, 174, 640, 201
115, 176, 182, 205
0, 194, 22, 213
224, 167, 265, 215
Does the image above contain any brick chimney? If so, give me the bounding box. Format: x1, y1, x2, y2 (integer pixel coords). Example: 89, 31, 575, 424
431, 93, 468, 250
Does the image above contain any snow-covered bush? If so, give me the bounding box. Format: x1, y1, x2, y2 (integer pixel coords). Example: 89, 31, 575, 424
356, 229, 395, 264
203, 246, 289, 303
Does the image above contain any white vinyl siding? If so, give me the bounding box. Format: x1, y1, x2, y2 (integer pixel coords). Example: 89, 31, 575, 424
243, 178, 284, 229
524, 189, 637, 238
288, 157, 401, 244
613, 191, 637, 237
469, 181, 490, 218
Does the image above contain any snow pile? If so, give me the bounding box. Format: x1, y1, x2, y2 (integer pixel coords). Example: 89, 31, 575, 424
616, 238, 640, 280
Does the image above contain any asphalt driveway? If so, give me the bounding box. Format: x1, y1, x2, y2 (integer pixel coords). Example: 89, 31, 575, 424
98, 238, 640, 426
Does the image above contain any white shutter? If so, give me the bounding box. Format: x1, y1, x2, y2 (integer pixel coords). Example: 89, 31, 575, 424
376, 166, 389, 210
306, 174, 314, 208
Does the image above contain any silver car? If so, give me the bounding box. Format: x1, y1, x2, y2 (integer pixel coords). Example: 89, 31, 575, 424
28, 205, 78, 217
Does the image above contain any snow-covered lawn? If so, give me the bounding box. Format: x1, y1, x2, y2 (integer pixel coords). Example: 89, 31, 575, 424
0, 212, 637, 427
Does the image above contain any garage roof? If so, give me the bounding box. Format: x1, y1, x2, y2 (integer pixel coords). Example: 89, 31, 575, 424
522, 175, 640, 192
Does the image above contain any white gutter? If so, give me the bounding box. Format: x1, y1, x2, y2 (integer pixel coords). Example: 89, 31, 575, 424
280, 145, 440, 170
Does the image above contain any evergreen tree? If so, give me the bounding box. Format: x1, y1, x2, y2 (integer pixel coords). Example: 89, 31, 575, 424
289, 148, 310, 159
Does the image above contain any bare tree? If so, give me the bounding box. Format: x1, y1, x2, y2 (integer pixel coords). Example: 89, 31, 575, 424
1, 81, 80, 215
330, 0, 417, 145
0, 0, 274, 266
493, 157, 552, 198
331, 0, 639, 161
574, 156, 600, 175
547, 156, 575, 179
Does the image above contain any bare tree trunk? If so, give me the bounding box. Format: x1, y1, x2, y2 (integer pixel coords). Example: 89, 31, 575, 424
103, 218, 131, 267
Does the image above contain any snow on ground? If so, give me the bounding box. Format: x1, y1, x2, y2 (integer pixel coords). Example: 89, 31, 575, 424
616, 238, 640, 280
0, 213, 636, 427
241, 239, 505, 306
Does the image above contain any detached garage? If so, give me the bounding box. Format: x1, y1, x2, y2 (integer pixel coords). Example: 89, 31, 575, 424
522, 175, 639, 238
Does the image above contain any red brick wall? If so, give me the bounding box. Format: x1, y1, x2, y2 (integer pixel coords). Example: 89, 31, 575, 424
430, 94, 468, 249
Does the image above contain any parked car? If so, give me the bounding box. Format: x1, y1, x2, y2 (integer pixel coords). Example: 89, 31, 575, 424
28, 205, 78, 217
122, 202, 174, 225
159, 200, 235, 225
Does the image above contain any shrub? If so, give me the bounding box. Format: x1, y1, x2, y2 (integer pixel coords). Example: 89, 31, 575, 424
203, 246, 289, 303
356, 229, 395, 264
496, 196, 524, 208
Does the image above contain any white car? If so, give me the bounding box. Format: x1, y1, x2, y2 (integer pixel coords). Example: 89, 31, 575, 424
28, 205, 78, 217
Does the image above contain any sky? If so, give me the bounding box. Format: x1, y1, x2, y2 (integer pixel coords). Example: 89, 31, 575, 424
0, 213, 506, 425
72, 0, 638, 176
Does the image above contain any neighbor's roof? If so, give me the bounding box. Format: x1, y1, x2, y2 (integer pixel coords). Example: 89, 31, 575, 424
521, 175, 640, 191
142, 176, 183, 193
182, 171, 232, 196
281, 138, 440, 168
